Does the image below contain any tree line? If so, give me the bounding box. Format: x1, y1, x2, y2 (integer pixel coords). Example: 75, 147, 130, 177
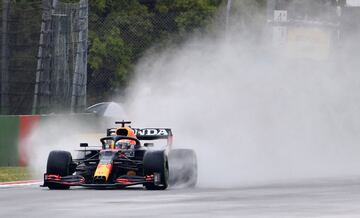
86, 0, 224, 103
1, 0, 270, 114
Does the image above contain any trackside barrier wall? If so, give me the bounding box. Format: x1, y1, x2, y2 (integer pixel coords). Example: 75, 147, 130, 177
0, 116, 21, 166
0, 113, 108, 166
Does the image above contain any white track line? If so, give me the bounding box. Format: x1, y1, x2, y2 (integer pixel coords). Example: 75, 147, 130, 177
0, 180, 41, 188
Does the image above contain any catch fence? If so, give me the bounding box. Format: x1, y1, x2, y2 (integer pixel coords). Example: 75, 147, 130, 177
0, 0, 88, 114
0, 0, 189, 115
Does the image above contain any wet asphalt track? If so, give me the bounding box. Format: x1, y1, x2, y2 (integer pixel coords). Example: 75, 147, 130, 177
1, 178, 360, 218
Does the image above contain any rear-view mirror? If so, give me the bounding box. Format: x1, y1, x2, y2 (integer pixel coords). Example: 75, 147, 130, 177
80, 143, 88, 147
144, 143, 154, 147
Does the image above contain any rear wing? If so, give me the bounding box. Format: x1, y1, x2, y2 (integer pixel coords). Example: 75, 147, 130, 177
107, 128, 172, 139
107, 127, 173, 148
133, 128, 172, 140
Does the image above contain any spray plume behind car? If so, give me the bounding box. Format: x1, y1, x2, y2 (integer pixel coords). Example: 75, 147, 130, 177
122, 1, 360, 187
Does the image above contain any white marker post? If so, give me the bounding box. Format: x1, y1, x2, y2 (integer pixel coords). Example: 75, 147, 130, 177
273, 10, 288, 48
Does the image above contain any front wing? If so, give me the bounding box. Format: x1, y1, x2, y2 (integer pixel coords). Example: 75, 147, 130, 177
42, 173, 160, 188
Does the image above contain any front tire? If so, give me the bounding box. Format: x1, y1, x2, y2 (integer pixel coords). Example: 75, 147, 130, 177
143, 150, 169, 190
46, 150, 73, 190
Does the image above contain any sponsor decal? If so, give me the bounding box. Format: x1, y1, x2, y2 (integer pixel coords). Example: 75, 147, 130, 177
134, 129, 169, 136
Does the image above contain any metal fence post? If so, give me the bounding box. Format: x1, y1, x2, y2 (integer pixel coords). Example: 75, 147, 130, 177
71, 0, 88, 113
1, 0, 10, 114
225, 0, 232, 33
33, 0, 56, 114
33, 0, 47, 114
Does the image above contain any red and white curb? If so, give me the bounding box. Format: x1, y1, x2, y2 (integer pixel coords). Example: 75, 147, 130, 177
0, 180, 41, 188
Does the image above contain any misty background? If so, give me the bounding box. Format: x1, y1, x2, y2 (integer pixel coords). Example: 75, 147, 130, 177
124, 0, 360, 187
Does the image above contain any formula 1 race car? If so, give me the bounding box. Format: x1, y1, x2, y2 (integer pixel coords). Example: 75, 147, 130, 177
42, 121, 197, 190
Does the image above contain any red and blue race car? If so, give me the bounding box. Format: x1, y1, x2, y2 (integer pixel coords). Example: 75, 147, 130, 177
43, 121, 197, 190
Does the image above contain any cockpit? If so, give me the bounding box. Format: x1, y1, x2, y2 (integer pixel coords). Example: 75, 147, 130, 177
103, 138, 137, 150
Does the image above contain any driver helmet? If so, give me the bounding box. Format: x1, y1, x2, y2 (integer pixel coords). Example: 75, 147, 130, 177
115, 127, 137, 146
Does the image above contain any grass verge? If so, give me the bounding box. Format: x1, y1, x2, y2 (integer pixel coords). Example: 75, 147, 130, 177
0, 167, 32, 182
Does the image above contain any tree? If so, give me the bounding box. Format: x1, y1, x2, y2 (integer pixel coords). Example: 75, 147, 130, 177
87, 0, 223, 104
155, 0, 221, 35
87, 1, 153, 102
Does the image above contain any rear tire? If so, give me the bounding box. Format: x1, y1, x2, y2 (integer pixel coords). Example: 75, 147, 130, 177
169, 149, 197, 188
143, 150, 168, 190
46, 150, 72, 190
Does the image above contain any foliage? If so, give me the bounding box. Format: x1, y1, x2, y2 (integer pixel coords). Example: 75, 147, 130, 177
87, 1, 152, 100
156, 0, 221, 35
87, 0, 222, 103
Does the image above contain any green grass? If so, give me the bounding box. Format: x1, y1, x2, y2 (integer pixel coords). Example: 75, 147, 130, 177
0, 167, 32, 182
